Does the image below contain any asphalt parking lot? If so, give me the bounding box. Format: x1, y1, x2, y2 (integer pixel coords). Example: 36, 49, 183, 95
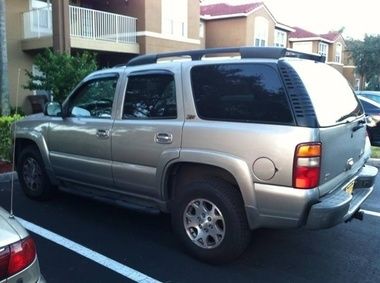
0, 175, 379, 283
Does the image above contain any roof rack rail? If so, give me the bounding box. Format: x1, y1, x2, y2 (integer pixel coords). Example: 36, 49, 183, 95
126, 47, 325, 67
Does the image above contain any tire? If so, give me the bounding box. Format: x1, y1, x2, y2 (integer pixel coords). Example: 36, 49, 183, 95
17, 145, 54, 200
171, 179, 251, 264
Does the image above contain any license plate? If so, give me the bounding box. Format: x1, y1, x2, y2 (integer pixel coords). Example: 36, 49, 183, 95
345, 181, 355, 194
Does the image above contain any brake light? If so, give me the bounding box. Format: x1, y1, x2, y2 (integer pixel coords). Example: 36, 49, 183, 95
293, 143, 321, 189
0, 237, 36, 280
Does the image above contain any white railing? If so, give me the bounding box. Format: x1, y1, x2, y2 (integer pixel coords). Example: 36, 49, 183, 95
23, 5, 137, 44
23, 6, 53, 39
69, 6, 137, 44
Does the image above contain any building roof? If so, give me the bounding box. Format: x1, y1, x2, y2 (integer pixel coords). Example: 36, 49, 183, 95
320, 31, 341, 42
201, 2, 263, 18
289, 26, 319, 38
289, 27, 342, 43
200, 2, 294, 31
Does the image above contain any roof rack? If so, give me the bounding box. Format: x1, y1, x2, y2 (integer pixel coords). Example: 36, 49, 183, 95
126, 47, 325, 67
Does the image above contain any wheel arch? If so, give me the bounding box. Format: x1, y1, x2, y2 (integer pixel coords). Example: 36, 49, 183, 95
162, 150, 257, 213
15, 135, 58, 185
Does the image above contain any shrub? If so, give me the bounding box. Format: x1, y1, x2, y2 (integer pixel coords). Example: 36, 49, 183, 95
24, 49, 98, 103
0, 115, 23, 161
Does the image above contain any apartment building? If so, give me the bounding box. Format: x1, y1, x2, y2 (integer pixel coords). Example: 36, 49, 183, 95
289, 27, 345, 70
289, 26, 358, 87
6, 0, 201, 113
200, 1, 357, 88
200, 2, 294, 48
5, 0, 358, 112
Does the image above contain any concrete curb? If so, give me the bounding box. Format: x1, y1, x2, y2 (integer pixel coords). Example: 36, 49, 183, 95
0, 171, 18, 183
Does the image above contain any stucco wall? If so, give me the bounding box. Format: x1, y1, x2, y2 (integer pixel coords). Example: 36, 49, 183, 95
139, 35, 200, 54
246, 7, 276, 46
6, 0, 35, 112
205, 17, 247, 48
328, 35, 345, 63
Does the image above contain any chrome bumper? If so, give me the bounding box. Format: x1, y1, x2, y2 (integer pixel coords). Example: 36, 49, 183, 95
306, 165, 377, 229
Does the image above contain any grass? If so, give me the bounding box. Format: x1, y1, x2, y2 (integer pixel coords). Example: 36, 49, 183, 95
371, 146, 380, 158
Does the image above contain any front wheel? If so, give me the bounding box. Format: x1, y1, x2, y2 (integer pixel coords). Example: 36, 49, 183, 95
171, 179, 251, 264
17, 145, 54, 200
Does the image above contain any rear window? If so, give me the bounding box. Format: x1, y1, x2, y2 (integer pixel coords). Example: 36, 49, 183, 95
191, 63, 293, 124
288, 60, 363, 127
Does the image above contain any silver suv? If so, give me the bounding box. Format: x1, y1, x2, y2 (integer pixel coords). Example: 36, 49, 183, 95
14, 47, 377, 263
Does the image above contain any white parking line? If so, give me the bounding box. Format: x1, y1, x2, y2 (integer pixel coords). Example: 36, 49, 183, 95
16, 217, 162, 283
361, 209, 380, 218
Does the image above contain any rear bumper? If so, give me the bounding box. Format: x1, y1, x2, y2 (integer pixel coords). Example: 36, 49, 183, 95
306, 165, 377, 229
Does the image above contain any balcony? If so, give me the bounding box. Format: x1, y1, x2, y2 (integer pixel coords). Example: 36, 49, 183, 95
22, 5, 139, 54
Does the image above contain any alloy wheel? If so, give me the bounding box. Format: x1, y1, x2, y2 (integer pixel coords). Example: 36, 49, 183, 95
183, 198, 225, 249
22, 157, 43, 192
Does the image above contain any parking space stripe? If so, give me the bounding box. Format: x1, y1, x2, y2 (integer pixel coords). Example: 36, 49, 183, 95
16, 217, 162, 283
361, 209, 380, 218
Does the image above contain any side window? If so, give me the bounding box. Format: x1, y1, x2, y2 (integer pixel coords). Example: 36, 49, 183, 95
123, 73, 177, 119
191, 64, 293, 124
68, 76, 118, 119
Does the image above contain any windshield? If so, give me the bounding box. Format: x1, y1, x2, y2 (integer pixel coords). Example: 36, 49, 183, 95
288, 60, 363, 127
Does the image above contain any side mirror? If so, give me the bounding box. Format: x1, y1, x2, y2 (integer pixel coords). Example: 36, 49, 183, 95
44, 102, 62, 117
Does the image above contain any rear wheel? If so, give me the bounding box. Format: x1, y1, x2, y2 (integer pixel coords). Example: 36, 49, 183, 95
171, 179, 251, 263
17, 145, 54, 200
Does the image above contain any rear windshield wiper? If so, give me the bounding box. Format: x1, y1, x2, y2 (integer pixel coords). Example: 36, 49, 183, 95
336, 114, 357, 123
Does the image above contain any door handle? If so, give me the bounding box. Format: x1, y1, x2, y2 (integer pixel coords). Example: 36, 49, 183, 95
155, 133, 173, 144
96, 129, 110, 139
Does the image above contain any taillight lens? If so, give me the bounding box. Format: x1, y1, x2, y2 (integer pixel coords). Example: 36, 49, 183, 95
0, 237, 36, 280
293, 143, 321, 189
0, 246, 10, 280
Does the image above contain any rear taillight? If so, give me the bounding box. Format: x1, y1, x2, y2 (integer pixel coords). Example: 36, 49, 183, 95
293, 143, 321, 189
0, 237, 36, 280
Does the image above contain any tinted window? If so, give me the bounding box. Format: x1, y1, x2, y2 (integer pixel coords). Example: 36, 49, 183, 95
191, 64, 293, 124
69, 76, 117, 119
123, 74, 177, 119
288, 60, 363, 126
360, 99, 380, 113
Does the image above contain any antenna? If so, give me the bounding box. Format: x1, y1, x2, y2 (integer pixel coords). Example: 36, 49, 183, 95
9, 68, 21, 218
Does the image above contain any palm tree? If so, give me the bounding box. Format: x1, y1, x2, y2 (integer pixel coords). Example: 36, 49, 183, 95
0, 0, 10, 115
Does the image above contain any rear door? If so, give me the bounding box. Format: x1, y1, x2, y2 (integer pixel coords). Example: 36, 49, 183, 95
289, 60, 366, 195
111, 65, 184, 198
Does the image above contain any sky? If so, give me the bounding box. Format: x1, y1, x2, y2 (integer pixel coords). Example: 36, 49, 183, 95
202, 0, 380, 39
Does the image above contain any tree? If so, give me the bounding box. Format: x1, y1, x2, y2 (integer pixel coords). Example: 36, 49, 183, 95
347, 35, 380, 90
24, 49, 98, 103
0, 0, 10, 115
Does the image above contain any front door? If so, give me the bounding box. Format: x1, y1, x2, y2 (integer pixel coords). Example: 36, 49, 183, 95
47, 74, 119, 188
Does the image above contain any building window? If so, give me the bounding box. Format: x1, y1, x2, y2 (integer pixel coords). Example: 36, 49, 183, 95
319, 42, 328, 58
335, 43, 342, 63
254, 17, 268, 47
31, 0, 49, 9
292, 42, 313, 53
162, 0, 188, 38
355, 79, 360, 91
199, 22, 205, 38
274, 30, 287, 47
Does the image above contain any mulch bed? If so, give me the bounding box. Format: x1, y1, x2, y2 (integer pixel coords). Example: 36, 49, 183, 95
0, 160, 12, 173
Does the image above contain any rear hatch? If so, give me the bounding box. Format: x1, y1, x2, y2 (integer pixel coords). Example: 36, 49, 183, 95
288, 60, 366, 196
